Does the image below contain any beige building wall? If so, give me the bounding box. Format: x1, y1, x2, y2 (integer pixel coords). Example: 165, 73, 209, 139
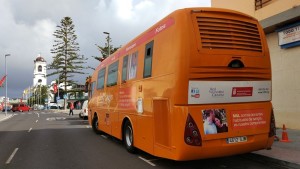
211, 0, 255, 16
212, 0, 300, 21
212, 0, 300, 130
254, 0, 300, 21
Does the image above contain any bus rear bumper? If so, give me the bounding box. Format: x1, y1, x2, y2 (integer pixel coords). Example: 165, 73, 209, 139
171, 133, 272, 161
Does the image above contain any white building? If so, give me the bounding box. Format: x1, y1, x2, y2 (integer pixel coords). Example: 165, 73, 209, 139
33, 54, 47, 86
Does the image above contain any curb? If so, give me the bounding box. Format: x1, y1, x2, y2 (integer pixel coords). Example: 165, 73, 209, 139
243, 153, 300, 169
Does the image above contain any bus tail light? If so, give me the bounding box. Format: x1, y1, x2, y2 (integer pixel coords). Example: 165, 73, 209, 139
269, 108, 276, 137
184, 114, 202, 146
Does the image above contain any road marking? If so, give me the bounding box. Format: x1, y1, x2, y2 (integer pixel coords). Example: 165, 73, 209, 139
86, 126, 91, 128
36, 120, 38, 123
6, 148, 19, 164
0, 114, 16, 122
138, 156, 156, 167
28, 128, 32, 132
101, 135, 108, 139
46, 117, 66, 121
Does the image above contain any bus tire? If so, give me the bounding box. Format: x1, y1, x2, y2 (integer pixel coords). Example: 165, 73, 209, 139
123, 120, 136, 153
92, 115, 101, 134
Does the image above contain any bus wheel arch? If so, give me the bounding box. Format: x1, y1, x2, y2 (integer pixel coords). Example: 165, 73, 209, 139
122, 118, 136, 153
92, 112, 101, 134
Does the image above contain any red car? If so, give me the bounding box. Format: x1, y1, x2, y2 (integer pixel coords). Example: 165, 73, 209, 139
12, 104, 30, 112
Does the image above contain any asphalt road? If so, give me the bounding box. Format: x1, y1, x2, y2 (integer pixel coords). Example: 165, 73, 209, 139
0, 111, 286, 169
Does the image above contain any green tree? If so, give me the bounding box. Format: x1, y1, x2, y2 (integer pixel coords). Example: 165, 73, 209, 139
27, 85, 48, 107
93, 35, 120, 62
48, 16, 87, 109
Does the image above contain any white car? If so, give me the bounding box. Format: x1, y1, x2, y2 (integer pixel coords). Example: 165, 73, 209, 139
79, 100, 88, 119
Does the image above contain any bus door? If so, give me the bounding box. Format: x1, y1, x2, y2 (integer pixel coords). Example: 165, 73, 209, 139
97, 92, 112, 134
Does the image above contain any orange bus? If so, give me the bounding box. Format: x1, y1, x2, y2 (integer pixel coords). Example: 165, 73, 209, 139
88, 7, 275, 161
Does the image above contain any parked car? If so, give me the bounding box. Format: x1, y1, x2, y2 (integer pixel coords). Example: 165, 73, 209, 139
11, 103, 30, 112
79, 100, 88, 120
48, 103, 62, 109
2, 104, 12, 112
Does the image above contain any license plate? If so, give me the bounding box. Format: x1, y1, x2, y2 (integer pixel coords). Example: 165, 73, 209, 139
226, 136, 247, 144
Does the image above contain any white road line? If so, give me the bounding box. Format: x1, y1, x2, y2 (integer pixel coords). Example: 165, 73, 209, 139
101, 135, 108, 139
6, 148, 19, 164
138, 156, 156, 167
0, 114, 16, 122
28, 128, 32, 132
36, 120, 38, 123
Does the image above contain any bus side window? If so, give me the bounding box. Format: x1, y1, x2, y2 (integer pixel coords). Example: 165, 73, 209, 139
122, 55, 128, 83
143, 40, 154, 78
89, 81, 95, 98
97, 68, 106, 89
128, 51, 138, 80
107, 61, 119, 87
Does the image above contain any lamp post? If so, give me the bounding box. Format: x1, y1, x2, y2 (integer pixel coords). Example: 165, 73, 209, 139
103, 32, 110, 56
5, 54, 10, 116
57, 77, 60, 110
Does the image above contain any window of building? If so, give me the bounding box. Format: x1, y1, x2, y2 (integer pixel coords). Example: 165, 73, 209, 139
97, 68, 106, 89
38, 65, 42, 72
107, 61, 119, 87
143, 40, 154, 78
255, 0, 272, 10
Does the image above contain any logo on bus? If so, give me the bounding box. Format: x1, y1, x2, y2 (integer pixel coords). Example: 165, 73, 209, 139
191, 88, 200, 98
209, 87, 224, 97
232, 87, 253, 97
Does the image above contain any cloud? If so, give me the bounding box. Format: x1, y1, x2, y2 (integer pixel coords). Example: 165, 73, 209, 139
0, 0, 210, 98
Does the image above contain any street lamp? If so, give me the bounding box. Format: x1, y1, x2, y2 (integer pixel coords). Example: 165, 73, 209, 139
103, 32, 110, 56
5, 54, 10, 116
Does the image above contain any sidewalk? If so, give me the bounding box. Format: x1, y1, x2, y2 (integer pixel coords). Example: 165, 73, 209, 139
1, 112, 299, 168
252, 127, 300, 168
48, 109, 80, 115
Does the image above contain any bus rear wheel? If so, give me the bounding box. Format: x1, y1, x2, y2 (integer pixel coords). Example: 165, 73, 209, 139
124, 120, 136, 153
92, 115, 101, 134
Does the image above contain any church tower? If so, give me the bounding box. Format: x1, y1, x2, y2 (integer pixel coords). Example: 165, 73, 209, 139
33, 54, 47, 86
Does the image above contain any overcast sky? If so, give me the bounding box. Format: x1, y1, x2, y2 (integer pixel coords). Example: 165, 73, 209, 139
0, 0, 211, 98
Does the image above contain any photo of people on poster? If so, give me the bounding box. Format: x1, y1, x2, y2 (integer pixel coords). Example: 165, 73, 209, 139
202, 109, 228, 134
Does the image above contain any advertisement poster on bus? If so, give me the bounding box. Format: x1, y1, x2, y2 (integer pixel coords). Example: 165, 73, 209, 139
202, 109, 228, 135
188, 81, 271, 104
231, 109, 267, 129
118, 87, 136, 109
